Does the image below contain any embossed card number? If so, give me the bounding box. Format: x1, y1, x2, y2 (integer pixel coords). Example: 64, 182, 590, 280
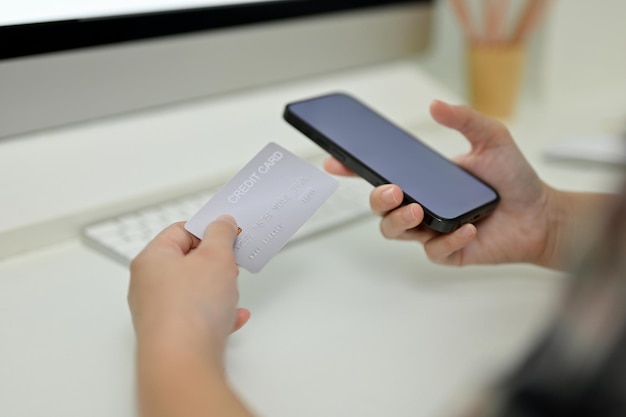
185, 142, 339, 273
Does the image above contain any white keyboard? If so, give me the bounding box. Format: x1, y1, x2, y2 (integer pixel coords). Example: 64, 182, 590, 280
82, 161, 373, 265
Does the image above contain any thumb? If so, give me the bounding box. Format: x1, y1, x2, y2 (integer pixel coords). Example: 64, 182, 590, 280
429, 100, 511, 153
194, 215, 239, 261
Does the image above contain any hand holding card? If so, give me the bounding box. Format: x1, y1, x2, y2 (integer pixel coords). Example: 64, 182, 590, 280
185, 142, 339, 273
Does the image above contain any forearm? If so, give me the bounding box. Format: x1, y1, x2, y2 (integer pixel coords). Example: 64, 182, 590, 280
136, 327, 255, 417
540, 188, 616, 270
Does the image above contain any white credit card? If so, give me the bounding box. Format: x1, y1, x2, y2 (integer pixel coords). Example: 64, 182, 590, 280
185, 142, 339, 273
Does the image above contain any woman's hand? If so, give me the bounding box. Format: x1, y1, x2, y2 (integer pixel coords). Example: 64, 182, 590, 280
325, 100, 562, 268
128, 216, 250, 363
128, 217, 255, 417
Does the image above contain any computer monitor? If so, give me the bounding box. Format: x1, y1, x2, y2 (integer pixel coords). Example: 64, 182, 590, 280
0, 0, 433, 139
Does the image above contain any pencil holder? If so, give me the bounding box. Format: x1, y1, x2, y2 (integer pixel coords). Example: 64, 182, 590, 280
467, 43, 525, 119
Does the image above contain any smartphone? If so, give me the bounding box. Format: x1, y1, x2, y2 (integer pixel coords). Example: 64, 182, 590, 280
283, 92, 499, 233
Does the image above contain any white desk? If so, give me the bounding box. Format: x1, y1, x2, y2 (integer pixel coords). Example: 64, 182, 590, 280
1, 58, 625, 417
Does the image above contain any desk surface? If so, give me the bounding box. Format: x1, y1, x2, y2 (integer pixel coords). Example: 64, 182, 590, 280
0, 217, 566, 417
1, 58, 625, 417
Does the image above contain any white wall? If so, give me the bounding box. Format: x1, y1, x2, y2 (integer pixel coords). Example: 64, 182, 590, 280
416, 0, 626, 109
541, 0, 626, 105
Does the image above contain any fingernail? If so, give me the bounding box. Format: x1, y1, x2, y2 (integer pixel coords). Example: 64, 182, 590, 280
217, 214, 237, 226
382, 186, 398, 205
403, 205, 419, 223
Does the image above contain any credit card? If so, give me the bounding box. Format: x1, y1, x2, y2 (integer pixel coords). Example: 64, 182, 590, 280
185, 142, 339, 273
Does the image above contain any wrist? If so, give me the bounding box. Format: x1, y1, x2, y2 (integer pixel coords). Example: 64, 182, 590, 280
136, 322, 248, 417
135, 314, 227, 368
536, 188, 615, 271
535, 186, 568, 270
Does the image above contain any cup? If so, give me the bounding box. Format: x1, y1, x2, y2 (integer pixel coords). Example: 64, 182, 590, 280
467, 42, 525, 119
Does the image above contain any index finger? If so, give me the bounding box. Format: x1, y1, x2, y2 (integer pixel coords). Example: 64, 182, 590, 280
323, 157, 356, 177
142, 222, 200, 257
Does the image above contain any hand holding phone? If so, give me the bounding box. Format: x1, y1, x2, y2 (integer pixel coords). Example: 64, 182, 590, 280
283, 92, 499, 233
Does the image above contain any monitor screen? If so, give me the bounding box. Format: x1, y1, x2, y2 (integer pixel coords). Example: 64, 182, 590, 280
4, 0, 278, 26
1, 0, 423, 60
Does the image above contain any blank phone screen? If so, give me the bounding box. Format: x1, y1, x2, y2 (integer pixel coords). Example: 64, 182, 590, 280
287, 93, 498, 220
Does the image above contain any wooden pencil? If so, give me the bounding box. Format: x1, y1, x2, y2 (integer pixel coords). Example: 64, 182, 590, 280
511, 0, 550, 43
449, 0, 478, 41
491, 0, 510, 42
